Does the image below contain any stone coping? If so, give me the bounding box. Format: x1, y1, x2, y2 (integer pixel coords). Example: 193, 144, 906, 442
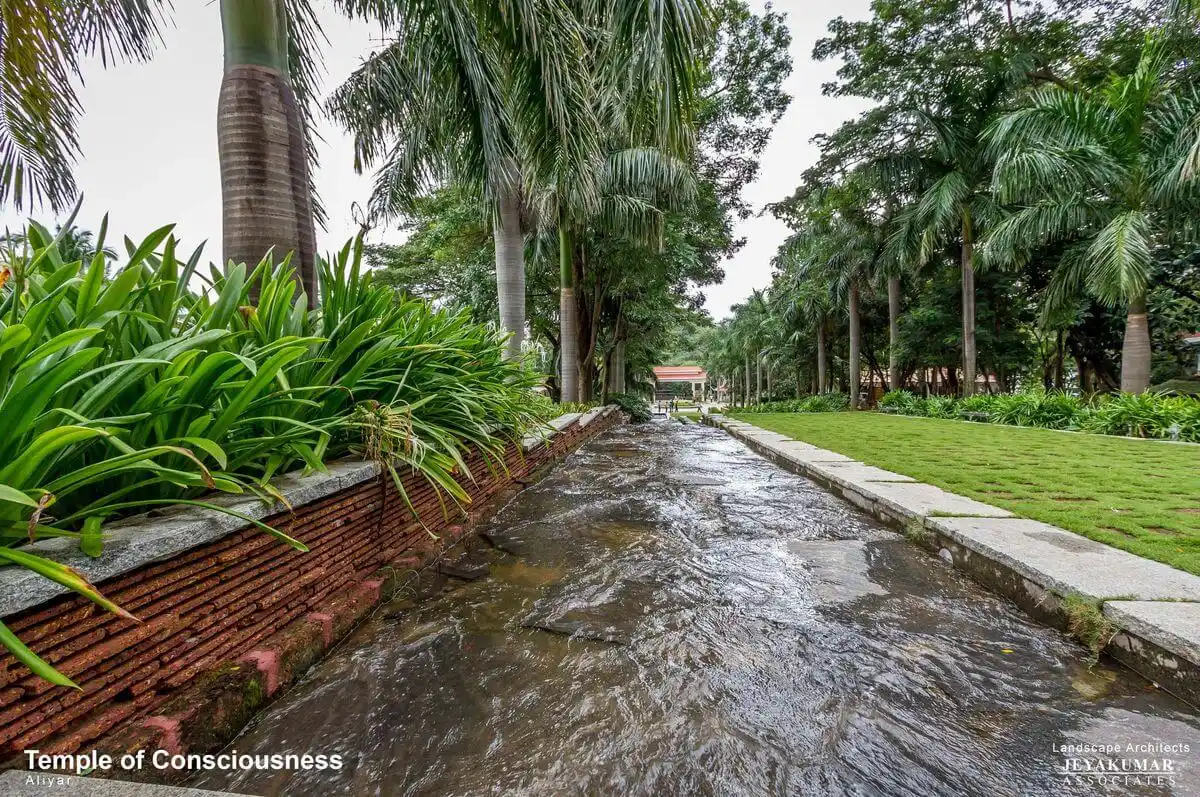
705, 413, 1200, 682
0, 771, 247, 796
0, 411, 593, 620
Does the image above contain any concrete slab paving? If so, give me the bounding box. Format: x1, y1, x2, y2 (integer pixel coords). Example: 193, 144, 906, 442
852, 481, 1014, 520
0, 771, 249, 796
805, 461, 917, 486
766, 442, 857, 465
927, 517, 1200, 602
1104, 601, 1200, 665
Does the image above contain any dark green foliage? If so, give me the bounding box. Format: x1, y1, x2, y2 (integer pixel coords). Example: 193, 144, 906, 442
607, 392, 652, 423
0, 219, 542, 684
878, 389, 1200, 441
740, 393, 849, 414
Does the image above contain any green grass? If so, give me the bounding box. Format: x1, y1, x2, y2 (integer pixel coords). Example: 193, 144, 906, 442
732, 412, 1200, 576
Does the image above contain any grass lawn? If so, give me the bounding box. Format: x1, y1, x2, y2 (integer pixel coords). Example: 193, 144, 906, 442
731, 412, 1200, 576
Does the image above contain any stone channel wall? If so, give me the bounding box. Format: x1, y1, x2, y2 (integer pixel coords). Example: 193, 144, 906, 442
0, 407, 621, 763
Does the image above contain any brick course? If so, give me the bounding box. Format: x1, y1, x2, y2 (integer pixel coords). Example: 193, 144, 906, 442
0, 412, 617, 759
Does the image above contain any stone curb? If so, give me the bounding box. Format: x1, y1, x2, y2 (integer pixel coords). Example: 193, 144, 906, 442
704, 413, 1200, 707
0, 411, 600, 619
0, 769, 245, 796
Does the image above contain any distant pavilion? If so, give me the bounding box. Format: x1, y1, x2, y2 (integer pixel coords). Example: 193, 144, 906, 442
651, 365, 708, 401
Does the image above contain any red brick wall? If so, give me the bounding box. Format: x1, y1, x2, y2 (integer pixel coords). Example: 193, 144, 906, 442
0, 414, 616, 759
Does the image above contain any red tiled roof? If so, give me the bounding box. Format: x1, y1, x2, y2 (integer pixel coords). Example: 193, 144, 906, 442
1184, 332, 1200, 345
652, 366, 707, 382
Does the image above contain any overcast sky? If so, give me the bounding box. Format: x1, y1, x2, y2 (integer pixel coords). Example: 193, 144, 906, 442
0, 0, 873, 320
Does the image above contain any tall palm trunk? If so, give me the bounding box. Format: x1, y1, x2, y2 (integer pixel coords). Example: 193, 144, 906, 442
219, 0, 317, 306
848, 281, 861, 409
558, 226, 579, 402
960, 213, 977, 397
494, 191, 526, 360
1120, 293, 1151, 393
816, 317, 828, 394
744, 351, 751, 407
756, 351, 763, 403
887, 276, 902, 390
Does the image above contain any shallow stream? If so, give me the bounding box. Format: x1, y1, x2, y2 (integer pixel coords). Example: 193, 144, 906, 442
194, 420, 1199, 796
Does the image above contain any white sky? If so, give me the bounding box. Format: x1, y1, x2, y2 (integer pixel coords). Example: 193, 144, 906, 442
0, 0, 873, 320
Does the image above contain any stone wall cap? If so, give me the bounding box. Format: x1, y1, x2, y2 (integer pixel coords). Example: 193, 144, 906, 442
0, 770, 251, 796
548, 413, 581, 432
0, 457, 384, 619
1104, 600, 1200, 666
577, 407, 606, 428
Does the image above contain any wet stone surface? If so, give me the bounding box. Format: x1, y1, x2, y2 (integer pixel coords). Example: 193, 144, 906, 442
193, 421, 1200, 797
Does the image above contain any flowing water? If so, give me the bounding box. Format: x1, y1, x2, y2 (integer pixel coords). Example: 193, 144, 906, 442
194, 420, 1199, 797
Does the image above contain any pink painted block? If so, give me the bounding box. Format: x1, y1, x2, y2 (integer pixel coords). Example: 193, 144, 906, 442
360, 579, 384, 603
307, 612, 334, 647
143, 715, 184, 756
239, 650, 280, 696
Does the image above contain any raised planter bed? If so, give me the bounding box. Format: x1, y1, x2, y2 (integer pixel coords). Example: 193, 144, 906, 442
0, 408, 620, 771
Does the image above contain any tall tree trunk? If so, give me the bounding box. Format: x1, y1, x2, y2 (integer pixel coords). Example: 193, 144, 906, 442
493, 190, 526, 359
1120, 293, 1151, 393
816, 318, 828, 394
612, 340, 626, 394
219, 0, 317, 306
756, 351, 763, 403
960, 213, 977, 397
1054, 330, 1065, 390
887, 276, 902, 390
744, 351, 751, 407
558, 226, 578, 402
767, 363, 773, 399
606, 310, 626, 395
848, 281, 861, 409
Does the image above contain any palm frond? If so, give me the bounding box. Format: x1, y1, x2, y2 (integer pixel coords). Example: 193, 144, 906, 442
0, 0, 167, 211
1084, 209, 1153, 305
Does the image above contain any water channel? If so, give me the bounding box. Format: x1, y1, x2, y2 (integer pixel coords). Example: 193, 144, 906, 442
193, 419, 1199, 796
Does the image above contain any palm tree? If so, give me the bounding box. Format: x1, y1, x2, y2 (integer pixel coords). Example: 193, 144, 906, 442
553, 147, 699, 401
1, 1, 346, 301
985, 37, 1200, 393
219, 0, 320, 304
773, 250, 832, 395
888, 67, 1015, 396
331, 0, 707, 362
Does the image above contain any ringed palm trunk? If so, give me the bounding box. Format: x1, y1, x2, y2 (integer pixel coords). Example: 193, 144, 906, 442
887, 276, 902, 390
494, 190, 526, 360
848, 281, 861, 409
744, 351, 751, 407
960, 213, 978, 397
1120, 293, 1152, 393
816, 318, 828, 394
219, 0, 318, 306
756, 351, 763, 403
558, 226, 579, 402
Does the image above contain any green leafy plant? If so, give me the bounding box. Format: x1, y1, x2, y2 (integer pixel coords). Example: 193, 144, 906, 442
1081, 392, 1200, 441
0, 219, 541, 686
740, 392, 850, 414
872, 387, 1198, 441
607, 392, 652, 422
